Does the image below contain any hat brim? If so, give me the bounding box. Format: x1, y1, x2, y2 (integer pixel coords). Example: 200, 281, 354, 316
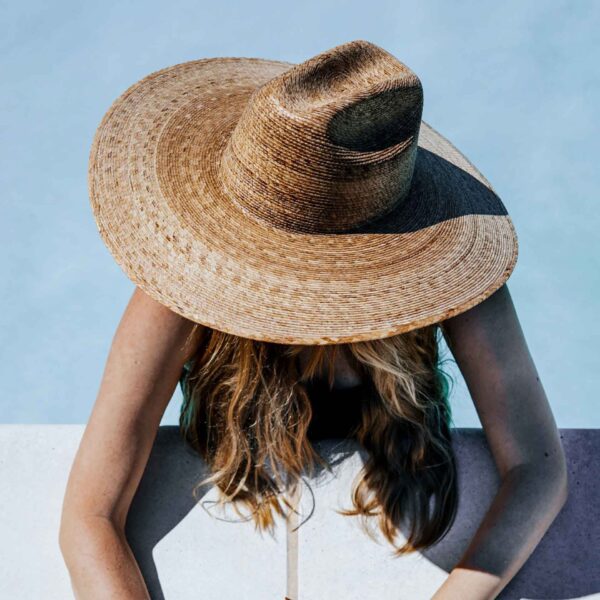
89, 57, 518, 345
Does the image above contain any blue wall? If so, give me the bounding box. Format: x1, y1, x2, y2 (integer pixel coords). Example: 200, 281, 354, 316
1, 0, 598, 426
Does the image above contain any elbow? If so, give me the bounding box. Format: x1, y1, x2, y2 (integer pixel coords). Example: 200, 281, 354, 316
60, 488, 125, 561
509, 453, 570, 509
544, 447, 569, 507
59, 510, 122, 565
546, 462, 569, 525
502, 450, 569, 515
58, 511, 83, 563
555, 461, 569, 508
545, 462, 569, 510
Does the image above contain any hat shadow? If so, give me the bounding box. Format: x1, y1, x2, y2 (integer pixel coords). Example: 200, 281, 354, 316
343, 147, 508, 235
124, 427, 598, 599
124, 427, 207, 600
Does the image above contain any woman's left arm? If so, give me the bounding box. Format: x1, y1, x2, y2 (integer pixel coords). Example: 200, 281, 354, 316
432, 283, 569, 600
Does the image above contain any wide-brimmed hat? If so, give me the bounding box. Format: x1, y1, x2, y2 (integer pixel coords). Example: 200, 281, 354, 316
88, 39, 518, 345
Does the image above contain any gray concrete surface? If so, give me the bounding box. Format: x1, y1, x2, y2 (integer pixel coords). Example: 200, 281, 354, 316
0, 425, 598, 599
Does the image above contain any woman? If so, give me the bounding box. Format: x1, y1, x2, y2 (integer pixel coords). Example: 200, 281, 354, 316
59, 39, 568, 599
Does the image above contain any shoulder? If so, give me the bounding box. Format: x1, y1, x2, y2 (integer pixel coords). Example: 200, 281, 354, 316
440, 283, 518, 356
438, 282, 533, 397
128, 286, 207, 365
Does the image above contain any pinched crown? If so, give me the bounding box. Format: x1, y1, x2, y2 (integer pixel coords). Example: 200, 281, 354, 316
218, 40, 424, 234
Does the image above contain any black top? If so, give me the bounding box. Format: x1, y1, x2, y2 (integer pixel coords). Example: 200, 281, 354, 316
179, 361, 370, 442
303, 378, 370, 441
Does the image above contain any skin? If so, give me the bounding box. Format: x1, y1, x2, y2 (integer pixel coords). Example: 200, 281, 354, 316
59, 282, 567, 599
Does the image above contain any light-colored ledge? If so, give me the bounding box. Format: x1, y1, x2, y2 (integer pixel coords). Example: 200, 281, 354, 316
0, 426, 598, 599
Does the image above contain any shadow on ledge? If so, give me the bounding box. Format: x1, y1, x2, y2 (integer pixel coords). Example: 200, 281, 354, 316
125, 427, 599, 599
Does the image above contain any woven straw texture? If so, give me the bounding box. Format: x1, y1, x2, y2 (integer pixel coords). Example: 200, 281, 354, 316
88, 40, 518, 345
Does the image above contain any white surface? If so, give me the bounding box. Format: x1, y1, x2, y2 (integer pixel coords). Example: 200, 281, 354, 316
0, 425, 286, 599
0, 426, 597, 599
295, 445, 447, 599
151, 485, 286, 598
0, 425, 79, 599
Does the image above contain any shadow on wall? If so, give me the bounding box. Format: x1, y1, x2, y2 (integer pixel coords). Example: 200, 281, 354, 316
125, 428, 599, 600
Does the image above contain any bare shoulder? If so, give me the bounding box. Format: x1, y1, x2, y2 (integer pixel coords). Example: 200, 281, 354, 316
126, 286, 205, 364
440, 283, 567, 478
440, 283, 522, 367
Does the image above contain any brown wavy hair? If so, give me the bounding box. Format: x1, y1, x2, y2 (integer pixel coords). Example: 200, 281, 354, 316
178, 323, 458, 555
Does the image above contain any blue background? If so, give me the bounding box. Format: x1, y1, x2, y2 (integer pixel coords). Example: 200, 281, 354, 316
1, 0, 598, 426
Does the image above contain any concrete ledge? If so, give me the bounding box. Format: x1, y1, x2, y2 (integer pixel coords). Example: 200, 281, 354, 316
0, 426, 598, 599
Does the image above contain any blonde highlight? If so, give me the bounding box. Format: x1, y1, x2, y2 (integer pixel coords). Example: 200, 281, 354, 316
179, 322, 458, 552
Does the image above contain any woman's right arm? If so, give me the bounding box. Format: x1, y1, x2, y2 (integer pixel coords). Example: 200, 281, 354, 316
59, 286, 203, 599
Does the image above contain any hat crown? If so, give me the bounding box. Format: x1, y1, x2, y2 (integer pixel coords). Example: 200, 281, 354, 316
219, 40, 424, 234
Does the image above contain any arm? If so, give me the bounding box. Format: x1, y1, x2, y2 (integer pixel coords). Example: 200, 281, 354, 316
59, 286, 203, 599
431, 283, 568, 600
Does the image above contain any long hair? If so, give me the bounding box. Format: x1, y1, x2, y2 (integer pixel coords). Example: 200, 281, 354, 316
178, 323, 458, 555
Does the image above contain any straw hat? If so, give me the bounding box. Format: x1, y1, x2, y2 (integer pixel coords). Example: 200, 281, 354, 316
88, 39, 518, 345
